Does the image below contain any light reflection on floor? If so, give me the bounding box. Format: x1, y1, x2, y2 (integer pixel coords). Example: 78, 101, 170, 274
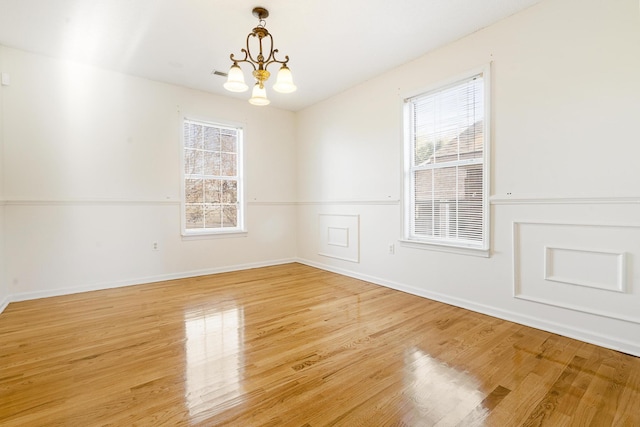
403, 347, 488, 425
184, 304, 244, 420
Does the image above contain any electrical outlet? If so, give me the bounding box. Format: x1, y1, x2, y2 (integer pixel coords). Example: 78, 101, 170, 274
152, 242, 159, 251
389, 244, 395, 255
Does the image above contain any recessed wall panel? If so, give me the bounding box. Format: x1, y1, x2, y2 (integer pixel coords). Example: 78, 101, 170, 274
544, 247, 626, 292
318, 214, 359, 262
513, 222, 640, 324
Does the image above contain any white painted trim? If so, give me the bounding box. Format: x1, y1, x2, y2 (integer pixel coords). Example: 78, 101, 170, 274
543, 246, 627, 293
297, 199, 400, 206
181, 230, 248, 240
247, 201, 297, 206
512, 221, 640, 325
327, 227, 349, 247
514, 294, 640, 325
2, 199, 297, 207
400, 63, 492, 101
399, 239, 490, 258
491, 195, 640, 205
6, 258, 296, 305
512, 220, 521, 300
3, 199, 180, 206
179, 116, 247, 237
512, 220, 640, 229
6, 196, 639, 207
296, 257, 640, 357
401, 64, 492, 255
0, 295, 10, 314
318, 214, 360, 263
3, 257, 638, 357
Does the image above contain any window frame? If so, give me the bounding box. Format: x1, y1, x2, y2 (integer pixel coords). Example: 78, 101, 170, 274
401, 65, 491, 257
180, 116, 246, 238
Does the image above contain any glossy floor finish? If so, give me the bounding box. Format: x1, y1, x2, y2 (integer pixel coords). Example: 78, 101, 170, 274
1, 264, 638, 426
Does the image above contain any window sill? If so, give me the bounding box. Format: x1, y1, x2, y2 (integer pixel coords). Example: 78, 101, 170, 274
399, 239, 490, 258
181, 230, 248, 241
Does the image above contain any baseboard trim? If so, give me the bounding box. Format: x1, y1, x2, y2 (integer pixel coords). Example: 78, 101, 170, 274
4, 258, 297, 307
296, 258, 640, 358
4, 258, 638, 357
0, 294, 10, 315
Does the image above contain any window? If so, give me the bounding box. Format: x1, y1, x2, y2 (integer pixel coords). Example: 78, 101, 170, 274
182, 118, 244, 235
403, 68, 489, 253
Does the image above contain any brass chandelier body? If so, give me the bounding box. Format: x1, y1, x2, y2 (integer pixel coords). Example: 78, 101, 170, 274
224, 7, 296, 106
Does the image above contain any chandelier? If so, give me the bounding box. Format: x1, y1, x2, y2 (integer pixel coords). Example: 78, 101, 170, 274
223, 7, 297, 106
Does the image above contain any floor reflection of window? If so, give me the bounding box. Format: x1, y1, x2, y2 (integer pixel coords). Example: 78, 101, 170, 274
184, 306, 244, 420
404, 348, 486, 425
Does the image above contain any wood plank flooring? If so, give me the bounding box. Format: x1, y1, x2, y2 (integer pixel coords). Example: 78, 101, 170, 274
1, 263, 638, 426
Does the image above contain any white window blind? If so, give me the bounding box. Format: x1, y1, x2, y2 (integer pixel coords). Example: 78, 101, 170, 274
405, 72, 488, 250
183, 119, 243, 234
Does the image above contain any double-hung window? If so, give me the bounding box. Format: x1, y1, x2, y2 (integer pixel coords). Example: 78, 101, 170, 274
182, 118, 244, 235
403, 67, 490, 254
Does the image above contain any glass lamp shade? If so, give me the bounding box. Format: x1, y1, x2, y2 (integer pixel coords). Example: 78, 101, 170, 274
273, 65, 297, 93
248, 83, 270, 106
223, 64, 249, 92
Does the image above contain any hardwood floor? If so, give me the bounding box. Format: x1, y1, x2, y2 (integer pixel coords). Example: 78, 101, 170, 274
1, 263, 638, 426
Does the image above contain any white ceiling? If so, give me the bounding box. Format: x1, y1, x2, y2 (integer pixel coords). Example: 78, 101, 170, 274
0, 0, 541, 111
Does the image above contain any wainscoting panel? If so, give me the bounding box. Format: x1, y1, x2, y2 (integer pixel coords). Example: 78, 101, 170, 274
513, 221, 640, 324
318, 214, 360, 263
544, 246, 626, 293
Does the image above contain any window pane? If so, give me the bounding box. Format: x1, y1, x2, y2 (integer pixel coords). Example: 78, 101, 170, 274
221, 131, 237, 153
458, 122, 483, 160
432, 166, 457, 202
204, 126, 221, 151
222, 180, 237, 204
184, 149, 203, 175
204, 179, 222, 203
222, 205, 238, 228
204, 205, 222, 228
414, 169, 433, 236
185, 179, 203, 203
221, 153, 236, 176
204, 152, 221, 176
413, 164, 483, 242
412, 77, 484, 166
185, 123, 204, 149
183, 119, 242, 233
414, 138, 442, 166
406, 72, 486, 248
458, 164, 483, 241
185, 205, 204, 229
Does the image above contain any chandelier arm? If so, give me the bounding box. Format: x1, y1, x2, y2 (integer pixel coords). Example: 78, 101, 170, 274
229, 21, 290, 73
265, 51, 290, 68
262, 35, 289, 66
229, 50, 257, 71
262, 34, 290, 69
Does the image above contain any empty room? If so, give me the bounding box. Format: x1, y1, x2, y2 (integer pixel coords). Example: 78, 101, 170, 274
1, 0, 639, 425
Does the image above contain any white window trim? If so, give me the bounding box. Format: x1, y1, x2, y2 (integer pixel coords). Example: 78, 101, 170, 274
180, 116, 247, 237
401, 64, 491, 256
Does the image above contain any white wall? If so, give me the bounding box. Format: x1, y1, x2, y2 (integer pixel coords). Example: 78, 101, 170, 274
296, 0, 640, 356
0, 47, 7, 311
2, 0, 639, 358
1, 46, 297, 300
